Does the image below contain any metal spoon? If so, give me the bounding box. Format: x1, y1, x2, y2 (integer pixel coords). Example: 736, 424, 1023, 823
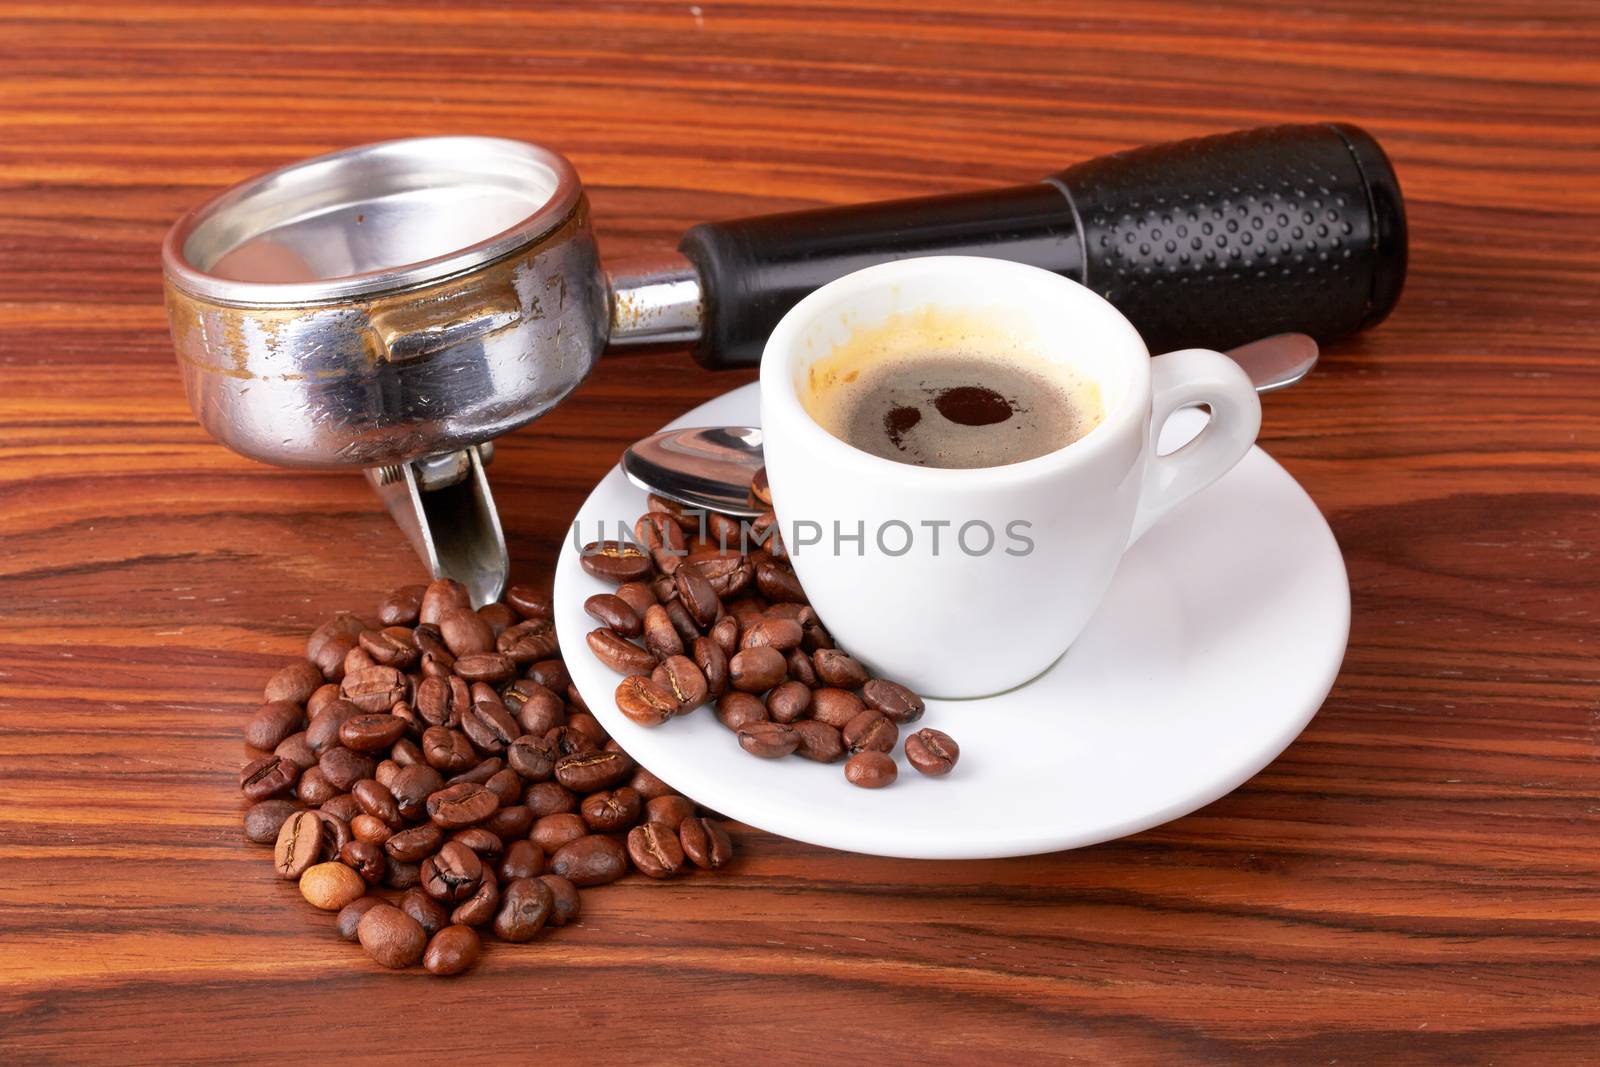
623, 333, 1319, 518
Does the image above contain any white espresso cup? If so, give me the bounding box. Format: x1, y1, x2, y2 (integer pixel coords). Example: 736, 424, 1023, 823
759, 256, 1262, 698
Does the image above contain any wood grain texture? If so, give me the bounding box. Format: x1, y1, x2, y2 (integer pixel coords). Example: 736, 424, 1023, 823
3, 0, 1599, 1062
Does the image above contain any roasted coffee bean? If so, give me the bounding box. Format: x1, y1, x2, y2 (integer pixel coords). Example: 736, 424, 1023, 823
498, 839, 546, 881
531, 813, 589, 854
506, 584, 553, 620
358, 903, 426, 968
378, 583, 427, 626
359, 626, 419, 669
615, 675, 677, 727
341, 839, 387, 884
585, 593, 643, 636
628, 822, 686, 879
390, 764, 445, 820
415, 675, 468, 728
294, 765, 338, 806
419, 577, 471, 626
427, 783, 499, 829
385, 859, 422, 890
765, 680, 812, 724
524, 780, 578, 817
749, 465, 772, 506
243, 798, 299, 844
694, 555, 753, 599
644, 795, 695, 830
273, 811, 323, 879
485, 767, 523, 806
437, 607, 495, 657
784, 647, 818, 687
690, 636, 729, 700
554, 749, 633, 792
421, 841, 484, 902
679, 817, 734, 870
342, 637, 376, 671
641, 604, 684, 660
754, 559, 806, 603
651, 655, 708, 711
506, 733, 560, 782
425, 924, 482, 976
319, 746, 376, 791
313, 810, 354, 853
614, 581, 657, 620
451, 871, 501, 927
484, 804, 533, 840
419, 650, 456, 681
454, 652, 516, 685
265, 659, 324, 706
672, 564, 720, 627
580, 787, 642, 832
845, 750, 897, 788
539, 874, 582, 927
567, 711, 609, 744
645, 493, 700, 531
636, 512, 688, 575
350, 778, 401, 826
567, 684, 593, 716
374, 759, 400, 788
462, 700, 518, 755
861, 679, 925, 725
813, 649, 869, 688
549, 834, 628, 887
792, 720, 845, 763
715, 691, 768, 731
663, 599, 700, 647
306, 683, 343, 718
811, 688, 865, 729
306, 699, 363, 755
422, 726, 476, 772
800, 614, 833, 652
904, 728, 960, 776
587, 628, 657, 674
337, 713, 406, 753
340, 665, 407, 714
401, 886, 451, 937
479, 602, 518, 636
494, 877, 554, 942
544, 725, 598, 757
391, 737, 425, 767
336, 895, 384, 942
842, 710, 898, 754
310, 631, 359, 683
274, 731, 317, 771
740, 618, 803, 653
736, 721, 798, 758
511, 683, 566, 737
350, 813, 393, 844
752, 511, 784, 559
709, 615, 740, 657
300, 861, 365, 910
246, 700, 305, 751
384, 822, 445, 863
580, 540, 653, 583
498, 617, 560, 664
240, 755, 298, 800
729, 646, 786, 692
651, 574, 679, 604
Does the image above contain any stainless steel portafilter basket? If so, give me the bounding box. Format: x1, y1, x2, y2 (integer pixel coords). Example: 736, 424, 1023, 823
162, 126, 1406, 603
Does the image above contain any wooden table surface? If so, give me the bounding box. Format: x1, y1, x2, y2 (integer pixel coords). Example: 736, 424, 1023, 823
4, 1, 1599, 1062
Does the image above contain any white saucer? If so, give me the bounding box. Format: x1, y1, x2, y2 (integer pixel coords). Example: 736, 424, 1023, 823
555, 382, 1349, 860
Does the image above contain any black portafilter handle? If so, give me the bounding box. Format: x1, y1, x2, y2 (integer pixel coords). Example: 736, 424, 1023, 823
678, 123, 1407, 367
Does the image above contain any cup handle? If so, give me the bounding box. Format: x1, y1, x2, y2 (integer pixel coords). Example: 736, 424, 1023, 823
1128, 348, 1263, 545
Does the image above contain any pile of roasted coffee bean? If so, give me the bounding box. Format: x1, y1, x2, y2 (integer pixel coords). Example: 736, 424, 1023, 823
580, 490, 959, 788
239, 578, 734, 976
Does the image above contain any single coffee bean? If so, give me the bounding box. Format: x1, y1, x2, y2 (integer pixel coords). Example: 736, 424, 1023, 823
626, 766, 674, 803
651, 655, 709, 712
437, 606, 495, 657
358, 903, 427, 969
243, 798, 299, 844
539, 874, 582, 927
785, 647, 818, 687
305, 699, 363, 755
451, 871, 501, 927
454, 652, 516, 685
506, 584, 553, 619
336, 895, 383, 942
445, 756, 507, 787
810, 688, 865, 729
679, 816, 734, 870
421, 726, 477, 772
549, 834, 628, 887
306, 682, 343, 718
391, 737, 425, 767
754, 559, 806, 603
585, 593, 643, 637
904, 728, 960, 776
672, 565, 720, 627
374, 759, 401, 788
310, 631, 359, 683
265, 659, 324, 706
494, 876, 555, 942
462, 700, 518, 755
350, 814, 393, 845
421, 841, 485, 903
792, 720, 845, 763
350, 778, 401, 826
663, 599, 700, 647
512, 684, 566, 738
645, 795, 695, 830
483, 768, 521, 806
715, 691, 768, 731
415, 676, 469, 730
729, 646, 787, 693
359, 626, 419, 669
554, 750, 633, 793
294, 765, 337, 806
545, 724, 598, 757
813, 649, 869, 688
709, 615, 740, 658
427, 783, 499, 829
628, 822, 686, 879
765, 680, 812, 724
580, 787, 642, 832
586, 628, 658, 674
419, 577, 471, 626
484, 803, 533, 839
580, 540, 653, 583
646, 492, 700, 530
524, 780, 578, 817
450, 828, 503, 859
498, 839, 546, 881
507, 733, 560, 782
694, 555, 753, 599
531, 812, 589, 854
340, 665, 407, 714
861, 678, 925, 724
844, 750, 897, 789
313, 810, 354, 853
525, 656, 570, 689
240, 755, 298, 800
736, 721, 799, 758
245, 700, 305, 751
384, 822, 445, 863
640, 604, 684, 660
613, 581, 657, 620
318, 746, 376, 791
274, 731, 317, 771
348, 643, 386, 676
740, 618, 803, 653
842, 710, 898, 754
687, 636, 729, 701
300, 861, 365, 910
424, 924, 481, 976
400, 886, 451, 937
341, 839, 387, 884
615, 675, 677, 727
337, 713, 406, 753
498, 617, 559, 664
479, 601, 518, 636
273, 810, 324, 879
377, 583, 427, 626
389, 764, 445, 820
385, 859, 422, 890
636, 511, 688, 575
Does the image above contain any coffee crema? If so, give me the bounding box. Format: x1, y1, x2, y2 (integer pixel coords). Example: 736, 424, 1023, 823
801, 308, 1102, 469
